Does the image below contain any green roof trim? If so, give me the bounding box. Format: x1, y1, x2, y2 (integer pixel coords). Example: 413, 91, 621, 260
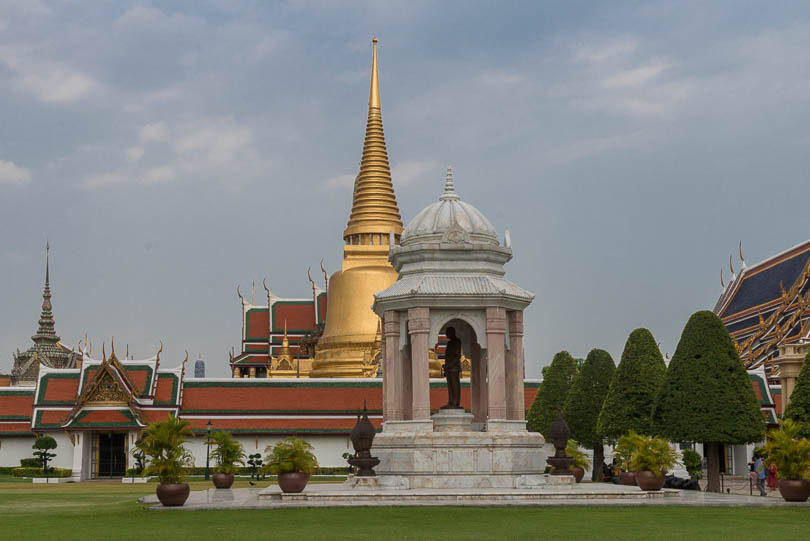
0, 415, 32, 421
180, 408, 384, 415
153, 373, 180, 405
33, 409, 62, 429
0, 390, 35, 396
67, 408, 139, 428
184, 380, 383, 389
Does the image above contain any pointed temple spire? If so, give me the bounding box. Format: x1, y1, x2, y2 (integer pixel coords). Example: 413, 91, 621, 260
440, 164, 460, 201
342, 37, 403, 243
32, 241, 59, 344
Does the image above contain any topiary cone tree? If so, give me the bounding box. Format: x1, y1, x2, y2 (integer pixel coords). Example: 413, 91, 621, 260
653, 310, 764, 493
563, 348, 615, 480
597, 328, 666, 443
527, 350, 577, 439
782, 349, 810, 439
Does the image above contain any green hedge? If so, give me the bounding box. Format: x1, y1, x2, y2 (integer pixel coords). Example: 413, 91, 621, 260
184, 466, 350, 476
20, 458, 40, 468
0, 467, 14, 475
12, 467, 73, 478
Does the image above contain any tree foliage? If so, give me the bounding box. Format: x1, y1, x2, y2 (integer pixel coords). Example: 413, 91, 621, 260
207, 431, 246, 475
263, 436, 318, 475
652, 310, 764, 444
652, 310, 764, 493
597, 328, 666, 442
782, 349, 810, 438
563, 349, 615, 449
764, 418, 810, 480
32, 436, 57, 476
527, 351, 577, 438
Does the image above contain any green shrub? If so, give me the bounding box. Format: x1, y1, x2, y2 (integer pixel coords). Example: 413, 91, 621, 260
206, 431, 246, 475
263, 436, 318, 475
0, 467, 15, 475
12, 467, 72, 478
614, 431, 645, 471
681, 448, 703, 479
20, 458, 40, 468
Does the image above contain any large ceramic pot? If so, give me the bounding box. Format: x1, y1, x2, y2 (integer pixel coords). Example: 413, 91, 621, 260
619, 471, 637, 486
778, 479, 810, 502
212, 473, 234, 489
572, 467, 585, 483
156, 483, 190, 507
635, 470, 666, 491
277, 472, 310, 493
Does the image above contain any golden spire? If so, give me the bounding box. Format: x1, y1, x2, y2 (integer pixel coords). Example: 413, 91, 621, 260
343, 37, 403, 242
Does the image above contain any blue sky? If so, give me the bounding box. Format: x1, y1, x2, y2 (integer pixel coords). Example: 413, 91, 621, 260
2, 1, 809, 376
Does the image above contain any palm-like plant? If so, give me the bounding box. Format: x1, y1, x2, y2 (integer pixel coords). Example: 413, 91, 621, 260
614, 430, 645, 471
263, 436, 318, 476
764, 418, 810, 480
566, 439, 592, 470
629, 434, 679, 475
207, 431, 245, 475
136, 415, 194, 484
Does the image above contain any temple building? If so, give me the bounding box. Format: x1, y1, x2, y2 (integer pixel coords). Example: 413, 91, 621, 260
10, 243, 80, 386
714, 239, 810, 379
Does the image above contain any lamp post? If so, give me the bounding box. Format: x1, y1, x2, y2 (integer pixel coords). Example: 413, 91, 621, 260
204, 420, 212, 481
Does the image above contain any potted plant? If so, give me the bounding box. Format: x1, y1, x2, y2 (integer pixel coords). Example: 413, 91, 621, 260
263, 436, 318, 493
207, 431, 245, 489
566, 440, 591, 483
630, 434, 679, 491
764, 419, 810, 502
614, 431, 644, 486
136, 415, 195, 506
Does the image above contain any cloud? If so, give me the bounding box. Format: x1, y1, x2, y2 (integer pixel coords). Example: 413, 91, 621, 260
126, 147, 144, 162
0, 47, 100, 103
139, 122, 169, 143
0, 160, 32, 184
79, 172, 127, 189
576, 37, 638, 64
143, 166, 175, 184
601, 63, 669, 89
173, 122, 253, 167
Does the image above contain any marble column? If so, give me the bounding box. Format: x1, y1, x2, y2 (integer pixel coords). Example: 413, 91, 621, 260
401, 343, 413, 420
506, 310, 525, 420
486, 307, 507, 420
383, 310, 402, 421
470, 341, 487, 423
408, 307, 431, 420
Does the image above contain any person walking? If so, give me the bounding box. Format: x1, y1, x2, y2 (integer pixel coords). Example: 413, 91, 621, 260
754, 453, 767, 496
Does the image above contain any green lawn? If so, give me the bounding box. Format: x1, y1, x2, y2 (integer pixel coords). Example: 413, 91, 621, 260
1, 478, 809, 540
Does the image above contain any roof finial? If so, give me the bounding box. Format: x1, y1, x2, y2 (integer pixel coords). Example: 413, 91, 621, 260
729, 254, 735, 279
45, 239, 50, 287
720, 268, 726, 289
370, 37, 380, 109
440, 164, 460, 201
739, 241, 747, 270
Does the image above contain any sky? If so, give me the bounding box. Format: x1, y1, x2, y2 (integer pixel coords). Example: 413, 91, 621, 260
1, 1, 810, 378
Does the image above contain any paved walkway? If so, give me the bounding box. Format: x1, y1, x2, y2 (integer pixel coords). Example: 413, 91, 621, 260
141, 482, 810, 510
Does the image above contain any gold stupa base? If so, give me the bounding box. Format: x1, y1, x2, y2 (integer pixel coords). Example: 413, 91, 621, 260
310, 340, 380, 378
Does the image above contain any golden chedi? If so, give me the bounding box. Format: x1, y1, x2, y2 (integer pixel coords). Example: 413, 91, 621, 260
311, 38, 402, 377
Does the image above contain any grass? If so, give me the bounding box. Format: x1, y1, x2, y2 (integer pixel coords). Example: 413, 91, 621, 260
1, 476, 810, 540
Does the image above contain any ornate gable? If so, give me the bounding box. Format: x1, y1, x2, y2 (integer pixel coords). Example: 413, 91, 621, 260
85, 369, 128, 405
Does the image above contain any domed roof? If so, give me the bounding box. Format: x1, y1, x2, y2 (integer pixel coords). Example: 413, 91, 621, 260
400, 166, 499, 247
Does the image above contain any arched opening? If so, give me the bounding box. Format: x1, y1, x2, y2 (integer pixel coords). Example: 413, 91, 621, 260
433, 317, 487, 424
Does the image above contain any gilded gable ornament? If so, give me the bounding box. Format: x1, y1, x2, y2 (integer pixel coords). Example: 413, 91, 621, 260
87, 371, 128, 404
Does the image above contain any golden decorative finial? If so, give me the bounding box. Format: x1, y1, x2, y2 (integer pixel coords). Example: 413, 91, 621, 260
320, 259, 328, 295
342, 37, 403, 242
45, 239, 50, 286
156, 340, 163, 361
111, 336, 115, 356
720, 268, 725, 289
102, 342, 106, 361
370, 37, 380, 109
236, 285, 245, 306
251, 280, 256, 305
262, 278, 271, 300
729, 254, 734, 276
739, 241, 746, 269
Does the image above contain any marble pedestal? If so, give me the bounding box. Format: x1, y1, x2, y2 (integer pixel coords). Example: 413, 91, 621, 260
372, 411, 546, 489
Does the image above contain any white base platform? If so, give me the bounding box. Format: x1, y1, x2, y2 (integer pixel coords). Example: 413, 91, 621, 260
32, 477, 78, 484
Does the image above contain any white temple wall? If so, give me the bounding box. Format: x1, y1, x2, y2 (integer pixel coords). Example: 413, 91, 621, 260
0, 433, 74, 469
187, 434, 352, 469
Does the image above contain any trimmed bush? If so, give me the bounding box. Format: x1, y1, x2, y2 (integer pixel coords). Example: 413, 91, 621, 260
653, 310, 764, 493
12, 467, 72, 478
782, 349, 810, 438
563, 348, 615, 479
527, 351, 577, 438
0, 467, 15, 475
597, 328, 666, 442
20, 458, 40, 468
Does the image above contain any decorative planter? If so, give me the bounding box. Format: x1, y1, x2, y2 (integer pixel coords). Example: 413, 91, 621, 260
635, 470, 666, 491
212, 473, 235, 489
277, 472, 310, 493
156, 483, 190, 507
778, 479, 810, 502
572, 467, 585, 483
619, 471, 637, 486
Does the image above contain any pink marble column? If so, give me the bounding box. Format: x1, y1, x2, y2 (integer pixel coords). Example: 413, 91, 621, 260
506, 310, 525, 420
486, 307, 507, 420
401, 343, 413, 420
382, 310, 402, 421
408, 307, 431, 420
470, 341, 487, 423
